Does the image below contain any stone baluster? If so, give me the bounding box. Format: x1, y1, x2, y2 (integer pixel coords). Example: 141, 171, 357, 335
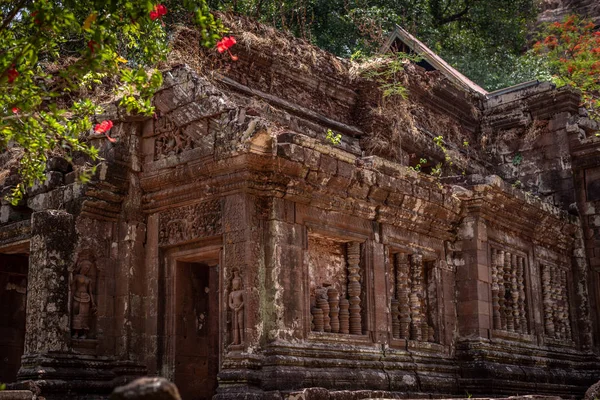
318, 295, 331, 333
551, 266, 560, 339
511, 254, 520, 333
503, 252, 514, 331
542, 265, 554, 337
347, 242, 362, 335
560, 270, 572, 340
420, 262, 430, 342
409, 254, 423, 341
497, 250, 506, 330
328, 288, 340, 334
391, 299, 400, 338
311, 307, 324, 332
491, 248, 501, 330
517, 256, 527, 334
339, 299, 350, 334
396, 253, 411, 339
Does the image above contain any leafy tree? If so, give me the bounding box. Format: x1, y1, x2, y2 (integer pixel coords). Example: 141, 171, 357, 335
207, 0, 537, 90
534, 15, 600, 119
0, 0, 222, 203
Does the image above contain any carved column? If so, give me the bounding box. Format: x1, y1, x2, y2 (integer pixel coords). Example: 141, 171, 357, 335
504, 252, 514, 332
542, 264, 555, 337
491, 248, 501, 330
318, 295, 331, 333
311, 307, 324, 332
391, 299, 400, 338
551, 266, 560, 339
560, 270, 572, 340
511, 253, 520, 333
339, 299, 350, 334
328, 288, 340, 334
395, 253, 410, 339
497, 250, 506, 330
517, 256, 527, 334
409, 254, 423, 341
347, 242, 362, 335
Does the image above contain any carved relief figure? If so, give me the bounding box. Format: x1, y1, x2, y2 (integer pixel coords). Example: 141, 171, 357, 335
228, 270, 245, 346
71, 254, 97, 339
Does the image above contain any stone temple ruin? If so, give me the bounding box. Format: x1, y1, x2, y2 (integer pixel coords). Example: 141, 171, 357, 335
2, 14, 600, 400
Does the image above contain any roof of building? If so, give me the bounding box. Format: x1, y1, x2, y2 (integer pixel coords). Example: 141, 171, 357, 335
380, 25, 488, 96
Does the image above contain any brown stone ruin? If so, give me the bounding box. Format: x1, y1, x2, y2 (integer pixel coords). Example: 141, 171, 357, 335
2, 14, 600, 400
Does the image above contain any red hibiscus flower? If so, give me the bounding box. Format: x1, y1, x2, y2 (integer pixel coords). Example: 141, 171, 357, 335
87, 40, 98, 53
7, 67, 18, 83
216, 36, 238, 61
94, 120, 116, 142
150, 4, 167, 20
11, 107, 19, 114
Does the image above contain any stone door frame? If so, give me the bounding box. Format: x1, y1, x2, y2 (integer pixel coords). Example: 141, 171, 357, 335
160, 240, 223, 382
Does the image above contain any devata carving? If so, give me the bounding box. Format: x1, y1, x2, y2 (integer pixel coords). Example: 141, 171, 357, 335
71, 251, 97, 339
228, 270, 245, 346
159, 200, 221, 246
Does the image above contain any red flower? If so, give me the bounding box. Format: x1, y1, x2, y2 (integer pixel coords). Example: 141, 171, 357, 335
94, 120, 116, 142
87, 40, 98, 53
216, 36, 238, 60
150, 4, 167, 20
11, 107, 19, 114
7, 67, 18, 83
567, 65, 574, 74
31, 11, 40, 25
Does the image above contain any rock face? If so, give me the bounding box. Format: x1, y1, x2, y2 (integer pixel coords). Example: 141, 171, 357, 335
538, 0, 600, 24
0, 13, 600, 400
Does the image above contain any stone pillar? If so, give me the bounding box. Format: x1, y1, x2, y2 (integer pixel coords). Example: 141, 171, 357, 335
455, 214, 491, 338
23, 210, 75, 355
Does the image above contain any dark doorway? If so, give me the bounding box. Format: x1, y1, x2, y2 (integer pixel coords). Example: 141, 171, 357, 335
174, 261, 219, 400
0, 254, 28, 384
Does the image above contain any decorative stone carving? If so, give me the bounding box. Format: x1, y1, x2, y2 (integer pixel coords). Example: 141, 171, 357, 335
517, 256, 527, 334
71, 251, 97, 339
395, 253, 411, 340
409, 254, 423, 341
504, 252, 514, 332
159, 200, 221, 246
542, 264, 555, 337
391, 299, 400, 338
311, 307, 324, 332
328, 288, 340, 334
347, 242, 362, 335
497, 250, 506, 330
339, 299, 349, 334
228, 271, 245, 346
541, 264, 572, 341
317, 296, 331, 333
491, 248, 501, 330
154, 128, 196, 161
491, 246, 529, 335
